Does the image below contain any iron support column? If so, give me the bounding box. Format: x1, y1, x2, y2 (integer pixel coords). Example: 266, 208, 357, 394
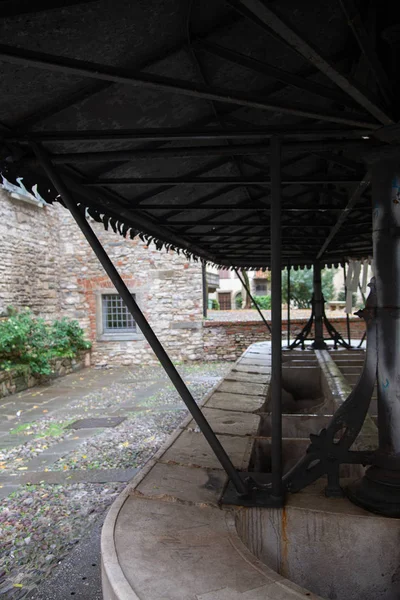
287, 262, 291, 348
312, 261, 327, 349
202, 263, 208, 318
348, 158, 400, 516
32, 142, 248, 498
271, 137, 283, 499
343, 262, 352, 346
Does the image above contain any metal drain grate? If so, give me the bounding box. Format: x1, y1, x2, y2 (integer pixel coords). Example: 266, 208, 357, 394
66, 417, 126, 429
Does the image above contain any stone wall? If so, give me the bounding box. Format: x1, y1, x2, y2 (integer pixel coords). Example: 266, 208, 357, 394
0, 189, 62, 320
0, 188, 205, 367
0, 351, 90, 399
53, 204, 204, 366
203, 317, 366, 360
0, 188, 367, 368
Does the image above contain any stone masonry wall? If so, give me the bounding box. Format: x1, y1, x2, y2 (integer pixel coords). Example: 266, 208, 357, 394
203, 317, 366, 360
0, 188, 367, 368
0, 189, 62, 319
56, 204, 204, 366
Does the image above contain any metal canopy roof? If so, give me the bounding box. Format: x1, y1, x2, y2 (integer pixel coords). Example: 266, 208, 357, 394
0, 0, 398, 268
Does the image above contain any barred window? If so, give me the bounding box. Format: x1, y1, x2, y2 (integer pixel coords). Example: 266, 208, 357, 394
101, 294, 136, 333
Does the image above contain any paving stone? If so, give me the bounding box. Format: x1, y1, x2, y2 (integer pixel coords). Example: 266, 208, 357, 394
225, 371, 270, 384
0, 484, 19, 500
134, 462, 226, 506
238, 357, 272, 366
66, 416, 126, 429
185, 407, 260, 437
218, 380, 266, 396
205, 391, 264, 413
10, 467, 139, 485
160, 430, 252, 470
232, 364, 271, 375
24, 430, 101, 471
115, 497, 274, 600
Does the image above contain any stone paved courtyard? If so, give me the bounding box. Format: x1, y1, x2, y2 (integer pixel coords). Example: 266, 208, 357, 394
0, 361, 231, 598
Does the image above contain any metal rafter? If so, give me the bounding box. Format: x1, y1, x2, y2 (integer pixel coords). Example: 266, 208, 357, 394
339, 0, 393, 107
0, 0, 99, 18
83, 175, 363, 186
227, 0, 393, 125
17, 139, 372, 164
0, 43, 378, 128
317, 171, 372, 258
5, 125, 374, 143
196, 38, 356, 107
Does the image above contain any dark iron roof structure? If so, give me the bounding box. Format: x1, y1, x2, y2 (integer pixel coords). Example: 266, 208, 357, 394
0, 0, 398, 268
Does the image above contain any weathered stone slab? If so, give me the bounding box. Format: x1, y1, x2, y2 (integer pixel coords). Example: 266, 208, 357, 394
225, 371, 270, 384
218, 380, 266, 396
24, 430, 100, 471
232, 364, 271, 375
134, 463, 226, 506
12, 467, 139, 485
160, 430, 252, 470
115, 497, 275, 600
185, 407, 260, 437
238, 357, 272, 367
66, 416, 126, 429
205, 392, 264, 413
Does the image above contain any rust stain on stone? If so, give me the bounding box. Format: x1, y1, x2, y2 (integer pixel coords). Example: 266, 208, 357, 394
280, 507, 289, 577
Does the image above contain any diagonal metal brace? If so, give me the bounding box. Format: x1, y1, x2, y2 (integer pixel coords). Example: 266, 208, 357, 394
31, 141, 249, 498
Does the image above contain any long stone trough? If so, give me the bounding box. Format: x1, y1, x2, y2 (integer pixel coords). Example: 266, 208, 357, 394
101, 342, 400, 600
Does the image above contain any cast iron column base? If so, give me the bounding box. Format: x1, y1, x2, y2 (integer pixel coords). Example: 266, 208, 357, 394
347, 465, 400, 518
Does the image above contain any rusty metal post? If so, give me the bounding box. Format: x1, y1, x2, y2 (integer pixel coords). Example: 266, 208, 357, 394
287, 262, 291, 347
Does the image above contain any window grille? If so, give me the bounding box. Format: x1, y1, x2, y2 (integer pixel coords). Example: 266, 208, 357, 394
102, 294, 136, 333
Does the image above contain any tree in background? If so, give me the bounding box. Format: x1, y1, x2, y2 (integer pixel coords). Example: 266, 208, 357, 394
281, 267, 336, 309
241, 270, 252, 309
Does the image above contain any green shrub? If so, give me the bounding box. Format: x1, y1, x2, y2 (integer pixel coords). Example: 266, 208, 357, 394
0, 307, 91, 376
210, 299, 220, 310
253, 295, 272, 310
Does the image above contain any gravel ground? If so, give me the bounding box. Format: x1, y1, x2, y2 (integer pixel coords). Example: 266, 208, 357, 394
0, 362, 230, 599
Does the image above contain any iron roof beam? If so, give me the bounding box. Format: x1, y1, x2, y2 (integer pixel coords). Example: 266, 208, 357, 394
196, 39, 357, 108
18, 140, 373, 164
129, 205, 371, 212
0, 43, 378, 128
0, 0, 99, 18
227, 0, 393, 125
339, 0, 393, 108
83, 176, 364, 186
5, 125, 375, 144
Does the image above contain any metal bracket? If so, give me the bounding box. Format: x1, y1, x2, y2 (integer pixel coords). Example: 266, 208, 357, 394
221, 472, 285, 507
283, 281, 377, 496
289, 294, 352, 350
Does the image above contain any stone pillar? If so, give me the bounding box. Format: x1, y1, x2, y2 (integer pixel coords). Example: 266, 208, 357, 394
348, 159, 400, 516
313, 261, 326, 349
